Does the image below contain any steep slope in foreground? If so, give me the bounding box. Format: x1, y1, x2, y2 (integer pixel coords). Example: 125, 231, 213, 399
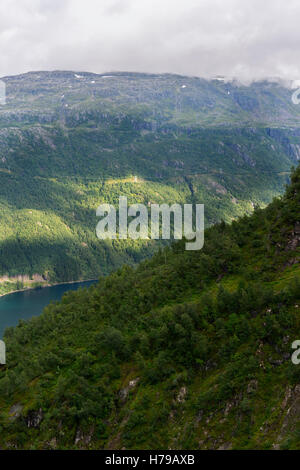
1, 72, 300, 291
0, 166, 299, 450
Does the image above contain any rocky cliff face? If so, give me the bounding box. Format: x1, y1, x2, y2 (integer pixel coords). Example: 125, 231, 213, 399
1, 71, 300, 126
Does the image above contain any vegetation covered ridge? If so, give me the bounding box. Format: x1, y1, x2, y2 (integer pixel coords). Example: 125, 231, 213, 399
0, 165, 299, 450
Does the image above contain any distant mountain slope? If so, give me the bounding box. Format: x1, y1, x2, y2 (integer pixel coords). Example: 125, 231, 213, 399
2, 72, 300, 127
0, 71, 299, 288
0, 165, 299, 450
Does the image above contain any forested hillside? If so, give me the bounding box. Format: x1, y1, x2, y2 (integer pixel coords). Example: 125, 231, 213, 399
0, 165, 299, 450
0, 71, 300, 292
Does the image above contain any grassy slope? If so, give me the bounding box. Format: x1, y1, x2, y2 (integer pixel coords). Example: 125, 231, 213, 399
0, 166, 299, 450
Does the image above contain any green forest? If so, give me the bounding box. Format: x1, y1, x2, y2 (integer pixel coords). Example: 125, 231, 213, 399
1, 72, 300, 294
0, 165, 299, 450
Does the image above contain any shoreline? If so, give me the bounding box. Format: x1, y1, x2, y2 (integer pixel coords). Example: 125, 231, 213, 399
0, 278, 98, 299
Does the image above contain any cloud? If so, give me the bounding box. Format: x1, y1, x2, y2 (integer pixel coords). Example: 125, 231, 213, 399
0, 0, 300, 79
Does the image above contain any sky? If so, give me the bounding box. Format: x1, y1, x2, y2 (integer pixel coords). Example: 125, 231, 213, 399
1, 0, 300, 80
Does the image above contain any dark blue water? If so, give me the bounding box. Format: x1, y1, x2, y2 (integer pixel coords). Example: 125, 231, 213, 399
0, 281, 97, 338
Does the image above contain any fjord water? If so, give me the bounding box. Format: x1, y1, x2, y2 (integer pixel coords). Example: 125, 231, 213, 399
0, 281, 96, 338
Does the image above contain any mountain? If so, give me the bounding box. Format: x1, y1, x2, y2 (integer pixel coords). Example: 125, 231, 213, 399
0, 165, 299, 450
0, 71, 300, 293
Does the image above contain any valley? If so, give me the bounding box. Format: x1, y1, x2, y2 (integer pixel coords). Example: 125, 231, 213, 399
0, 72, 299, 289
0, 164, 298, 449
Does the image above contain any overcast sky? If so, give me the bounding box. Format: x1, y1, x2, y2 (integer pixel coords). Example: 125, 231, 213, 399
1, 0, 300, 80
